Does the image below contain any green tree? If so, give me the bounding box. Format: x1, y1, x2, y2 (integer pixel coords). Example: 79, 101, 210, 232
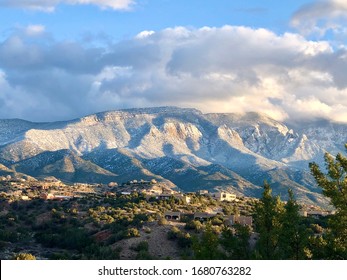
309, 147, 347, 259
220, 224, 251, 259
192, 223, 222, 259
254, 182, 284, 259
278, 189, 310, 259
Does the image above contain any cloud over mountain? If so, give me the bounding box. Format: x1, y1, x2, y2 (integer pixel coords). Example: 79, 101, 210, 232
0, 25, 347, 122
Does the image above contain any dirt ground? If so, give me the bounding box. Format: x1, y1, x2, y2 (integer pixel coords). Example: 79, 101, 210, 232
114, 221, 185, 259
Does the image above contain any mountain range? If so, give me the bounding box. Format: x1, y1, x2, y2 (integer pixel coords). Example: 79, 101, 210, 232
1, 106, 346, 207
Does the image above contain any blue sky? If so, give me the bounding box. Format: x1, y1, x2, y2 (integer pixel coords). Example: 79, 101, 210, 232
0, 0, 311, 40
0, 0, 347, 122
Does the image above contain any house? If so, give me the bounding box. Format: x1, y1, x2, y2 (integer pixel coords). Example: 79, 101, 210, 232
53, 195, 73, 201
225, 214, 253, 227
209, 191, 236, 202
104, 192, 116, 197
40, 193, 72, 201
304, 210, 331, 219
40, 193, 55, 200
153, 193, 192, 203
198, 190, 209, 195
108, 182, 118, 188
39, 185, 50, 190
174, 194, 191, 204
156, 194, 172, 200
164, 211, 181, 221
120, 192, 132, 195
194, 212, 216, 222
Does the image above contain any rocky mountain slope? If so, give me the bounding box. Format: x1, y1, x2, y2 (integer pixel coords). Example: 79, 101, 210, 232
1, 106, 345, 206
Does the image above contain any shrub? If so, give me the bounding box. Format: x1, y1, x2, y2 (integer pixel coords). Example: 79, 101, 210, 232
126, 227, 140, 238
136, 250, 153, 260
158, 217, 168, 225
13, 253, 36, 260
167, 226, 181, 240
177, 232, 192, 248
132, 241, 149, 252
185, 220, 203, 232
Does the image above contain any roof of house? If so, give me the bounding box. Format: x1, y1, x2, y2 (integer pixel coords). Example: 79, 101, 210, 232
164, 211, 182, 216
194, 212, 216, 218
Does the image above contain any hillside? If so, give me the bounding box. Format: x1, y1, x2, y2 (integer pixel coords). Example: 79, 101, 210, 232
0, 106, 345, 205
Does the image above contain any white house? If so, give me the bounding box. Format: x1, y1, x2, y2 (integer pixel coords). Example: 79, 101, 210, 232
209, 191, 236, 202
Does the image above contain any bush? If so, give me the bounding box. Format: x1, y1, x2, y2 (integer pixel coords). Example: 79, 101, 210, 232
211, 216, 224, 226
185, 220, 203, 232
167, 226, 181, 240
126, 228, 140, 238
177, 233, 192, 248
136, 250, 153, 260
158, 217, 168, 225
143, 226, 152, 234
13, 253, 36, 260
132, 241, 149, 252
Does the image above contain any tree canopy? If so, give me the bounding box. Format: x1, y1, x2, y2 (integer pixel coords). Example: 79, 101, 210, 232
309, 145, 347, 259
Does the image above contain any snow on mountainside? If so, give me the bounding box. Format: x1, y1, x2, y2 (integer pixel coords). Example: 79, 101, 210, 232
294, 119, 347, 157
0, 106, 344, 206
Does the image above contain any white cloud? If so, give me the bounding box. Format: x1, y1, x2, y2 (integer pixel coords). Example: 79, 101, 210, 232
291, 0, 347, 37
135, 30, 155, 39
25, 25, 46, 36
0, 0, 134, 11
0, 25, 347, 123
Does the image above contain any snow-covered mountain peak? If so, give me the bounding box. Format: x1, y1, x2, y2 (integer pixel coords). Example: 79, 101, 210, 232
0, 106, 346, 206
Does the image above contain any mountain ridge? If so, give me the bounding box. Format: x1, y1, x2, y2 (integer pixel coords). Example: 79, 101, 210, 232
1, 106, 345, 206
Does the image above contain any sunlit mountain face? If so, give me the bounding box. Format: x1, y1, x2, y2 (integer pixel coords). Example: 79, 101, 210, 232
1, 106, 345, 207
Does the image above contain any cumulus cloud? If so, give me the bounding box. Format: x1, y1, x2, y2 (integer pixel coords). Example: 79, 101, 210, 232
291, 0, 347, 37
0, 25, 347, 123
0, 0, 134, 11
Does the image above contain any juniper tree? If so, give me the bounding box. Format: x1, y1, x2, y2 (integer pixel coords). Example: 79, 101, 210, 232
192, 223, 222, 259
254, 182, 284, 259
220, 224, 252, 260
278, 189, 309, 259
309, 145, 347, 259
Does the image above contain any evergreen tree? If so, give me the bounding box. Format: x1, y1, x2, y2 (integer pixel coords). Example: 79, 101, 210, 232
192, 223, 222, 259
220, 224, 251, 259
278, 189, 309, 259
254, 182, 284, 259
309, 146, 347, 259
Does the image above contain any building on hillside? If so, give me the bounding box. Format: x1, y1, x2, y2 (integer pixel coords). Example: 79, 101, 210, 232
209, 191, 236, 202
198, 190, 209, 195
108, 182, 118, 188
104, 191, 116, 197
164, 211, 181, 221
120, 192, 132, 195
301, 210, 332, 219
53, 195, 73, 201
194, 212, 216, 222
40, 193, 73, 201
225, 214, 253, 227
150, 193, 192, 204
40, 193, 55, 200
174, 194, 191, 204
161, 189, 176, 195
155, 194, 172, 200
